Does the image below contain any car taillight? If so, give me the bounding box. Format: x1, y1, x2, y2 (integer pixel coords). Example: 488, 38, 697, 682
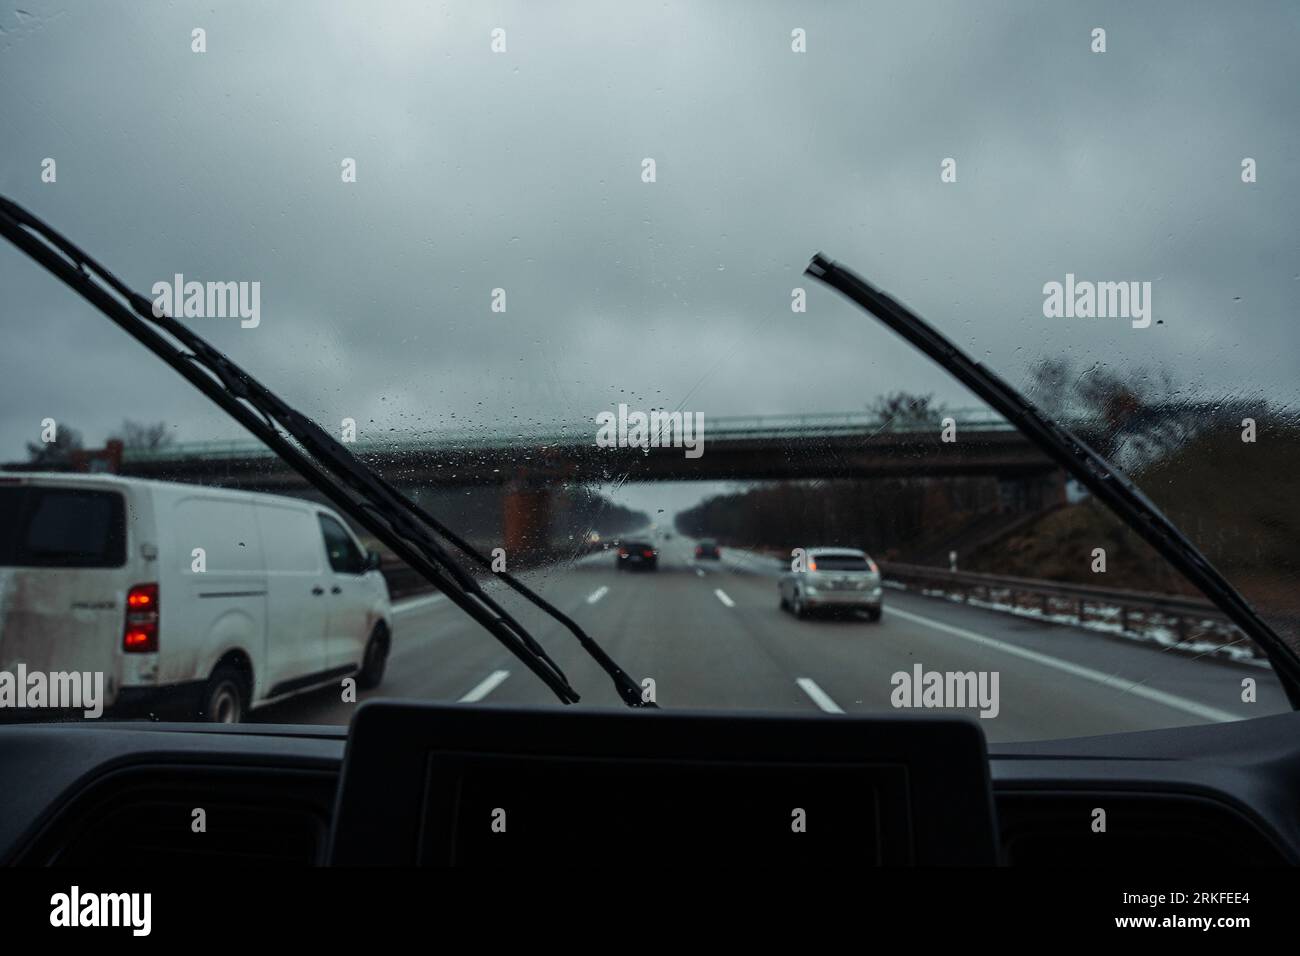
695, 547, 702, 556
808, 559, 818, 571
123, 583, 158, 653
642, 549, 654, 557
868, 558, 879, 573
619, 548, 629, 557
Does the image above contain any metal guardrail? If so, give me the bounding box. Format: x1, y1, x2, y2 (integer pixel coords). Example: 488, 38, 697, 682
120, 407, 1039, 463
879, 561, 1243, 647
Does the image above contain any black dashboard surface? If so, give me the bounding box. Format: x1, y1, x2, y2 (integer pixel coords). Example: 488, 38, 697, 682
2, 708, 1298, 866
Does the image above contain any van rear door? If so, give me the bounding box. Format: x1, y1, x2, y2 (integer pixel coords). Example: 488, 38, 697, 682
0, 483, 129, 701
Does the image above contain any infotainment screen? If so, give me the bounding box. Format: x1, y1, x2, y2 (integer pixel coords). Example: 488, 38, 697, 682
329, 703, 998, 866
430, 758, 906, 864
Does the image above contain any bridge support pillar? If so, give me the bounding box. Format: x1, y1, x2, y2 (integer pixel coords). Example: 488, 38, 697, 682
503, 481, 551, 556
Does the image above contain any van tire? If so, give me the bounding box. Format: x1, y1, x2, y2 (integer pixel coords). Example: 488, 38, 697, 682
198, 662, 250, 724
356, 623, 389, 690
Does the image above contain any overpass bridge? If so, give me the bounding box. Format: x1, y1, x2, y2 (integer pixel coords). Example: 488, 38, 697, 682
103, 409, 1072, 550
116, 408, 1065, 486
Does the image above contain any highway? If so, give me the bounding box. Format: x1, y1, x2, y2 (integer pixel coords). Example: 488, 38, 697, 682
251, 537, 1289, 742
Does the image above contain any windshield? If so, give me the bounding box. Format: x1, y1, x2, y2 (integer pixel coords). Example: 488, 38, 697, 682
1, 0, 1296, 741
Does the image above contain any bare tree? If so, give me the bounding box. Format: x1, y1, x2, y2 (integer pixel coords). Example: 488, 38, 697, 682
1024, 357, 1074, 419
868, 391, 946, 430
1025, 358, 1203, 466
111, 420, 176, 452
25, 424, 83, 465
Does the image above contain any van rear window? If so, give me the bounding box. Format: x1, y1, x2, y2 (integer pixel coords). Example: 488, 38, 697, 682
0, 487, 127, 568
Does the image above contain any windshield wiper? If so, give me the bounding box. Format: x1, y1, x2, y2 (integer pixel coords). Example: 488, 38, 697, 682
806, 252, 1300, 709
0, 195, 652, 709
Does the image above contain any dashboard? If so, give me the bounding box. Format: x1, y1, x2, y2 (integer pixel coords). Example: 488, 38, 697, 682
1, 705, 1297, 867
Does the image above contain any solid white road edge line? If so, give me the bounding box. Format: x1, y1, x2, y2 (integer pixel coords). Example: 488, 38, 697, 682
883, 605, 1240, 724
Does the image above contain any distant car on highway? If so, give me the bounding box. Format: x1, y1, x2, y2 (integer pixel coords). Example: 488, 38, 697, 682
778, 547, 882, 621
616, 540, 659, 571
695, 540, 721, 560
0, 473, 393, 722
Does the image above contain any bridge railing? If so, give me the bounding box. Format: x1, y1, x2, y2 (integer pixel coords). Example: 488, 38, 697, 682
121, 407, 1037, 463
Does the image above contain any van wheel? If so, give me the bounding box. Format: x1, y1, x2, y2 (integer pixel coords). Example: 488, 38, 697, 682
199, 663, 249, 724
356, 623, 389, 690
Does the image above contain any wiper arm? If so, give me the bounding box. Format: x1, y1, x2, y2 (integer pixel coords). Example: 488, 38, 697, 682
806, 252, 1300, 709
0, 195, 653, 709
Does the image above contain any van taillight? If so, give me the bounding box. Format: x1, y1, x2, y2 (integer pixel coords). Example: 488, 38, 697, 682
124, 583, 159, 653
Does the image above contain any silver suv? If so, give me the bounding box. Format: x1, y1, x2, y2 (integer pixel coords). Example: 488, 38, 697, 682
778, 547, 883, 621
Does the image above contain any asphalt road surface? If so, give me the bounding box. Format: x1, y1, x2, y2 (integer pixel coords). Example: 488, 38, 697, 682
251, 537, 1288, 742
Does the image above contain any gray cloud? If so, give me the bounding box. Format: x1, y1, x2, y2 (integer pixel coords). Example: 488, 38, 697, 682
1, 0, 1296, 521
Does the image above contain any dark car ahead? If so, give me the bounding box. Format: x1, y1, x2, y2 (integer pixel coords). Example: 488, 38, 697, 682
695, 539, 721, 560
616, 540, 658, 571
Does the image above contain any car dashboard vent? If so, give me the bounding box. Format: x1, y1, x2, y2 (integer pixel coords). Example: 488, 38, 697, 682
18, 765, 337, 867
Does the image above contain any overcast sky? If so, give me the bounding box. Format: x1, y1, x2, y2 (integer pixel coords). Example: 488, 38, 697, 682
1, 0, 1297, 518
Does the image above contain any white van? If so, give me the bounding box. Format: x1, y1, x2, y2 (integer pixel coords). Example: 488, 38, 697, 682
0, 473, 393, 722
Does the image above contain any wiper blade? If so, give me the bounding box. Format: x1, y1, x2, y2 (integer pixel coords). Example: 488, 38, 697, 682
806, 252, 1300, 709
0, 195, 653, 709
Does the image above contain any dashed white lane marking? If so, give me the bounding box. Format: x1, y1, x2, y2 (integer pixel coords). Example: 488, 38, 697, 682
393, 593, 447, 615
586, 586, 610, 605
796, 677, 844, 714
459, 670, 510, 702
714, 588, 736, 608
695, 568, 705, 577
883, 605, 1240, 724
